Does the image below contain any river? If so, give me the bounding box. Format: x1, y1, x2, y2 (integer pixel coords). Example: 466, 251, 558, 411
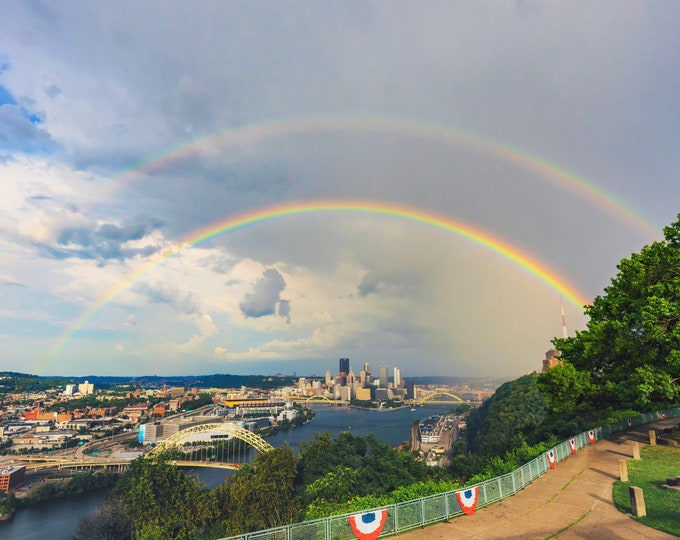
0, 404, 453, 539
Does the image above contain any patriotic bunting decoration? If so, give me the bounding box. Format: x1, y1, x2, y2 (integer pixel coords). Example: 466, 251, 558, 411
348, 509, 388, 540
456, 486, 479, 515
568, 438, 577, 455
661, 411, 666, 420
546, 449, 556, 469
627, 418, 632, 430
587, 430, 595, 444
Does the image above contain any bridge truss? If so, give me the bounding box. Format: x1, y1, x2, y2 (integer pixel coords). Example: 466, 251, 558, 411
419, 391, 465, 404
145, 422, 274, 466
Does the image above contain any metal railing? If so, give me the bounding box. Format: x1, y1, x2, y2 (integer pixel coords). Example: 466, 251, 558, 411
220, 407, 679, 540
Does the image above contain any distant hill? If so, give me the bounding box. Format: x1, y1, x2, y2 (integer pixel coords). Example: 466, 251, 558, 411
0, 372, 297, 391
0, 372, 505, 392
407, 375, 507, 388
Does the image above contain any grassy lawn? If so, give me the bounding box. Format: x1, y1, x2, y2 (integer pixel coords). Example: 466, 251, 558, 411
612, 445, 680, 536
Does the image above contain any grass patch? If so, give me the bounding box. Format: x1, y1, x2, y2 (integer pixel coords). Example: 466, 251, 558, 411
612, 445, 680, 536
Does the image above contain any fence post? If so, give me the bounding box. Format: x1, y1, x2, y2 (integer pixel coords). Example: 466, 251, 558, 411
498, 476, 503, 500
648, 430, 656, 446
619, 460, 629, 482
629, 486, 646, 517
632, 441, 641, 460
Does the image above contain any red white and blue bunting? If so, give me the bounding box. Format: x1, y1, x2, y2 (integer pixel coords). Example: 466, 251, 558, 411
661, 410, 666, 420
587, 430, 595, 444
348, 509, 388, 540
456, 486, 479, 515
568, 438, 577, 455
546, 449, 556, 469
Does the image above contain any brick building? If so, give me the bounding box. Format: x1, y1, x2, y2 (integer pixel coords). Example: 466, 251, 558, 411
0, 466, 25, 492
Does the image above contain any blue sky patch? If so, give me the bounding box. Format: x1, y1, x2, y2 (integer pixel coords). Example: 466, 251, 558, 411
0, 85, 17, 106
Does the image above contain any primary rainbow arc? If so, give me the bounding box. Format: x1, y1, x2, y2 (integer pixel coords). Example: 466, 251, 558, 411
40, 200, 590, 372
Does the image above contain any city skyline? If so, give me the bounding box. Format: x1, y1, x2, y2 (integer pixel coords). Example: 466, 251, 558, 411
1, 3, 679, 377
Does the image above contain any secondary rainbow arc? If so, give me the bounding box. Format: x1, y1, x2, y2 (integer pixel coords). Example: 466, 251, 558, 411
100, 114, 657, 239
40, 200, 590, 372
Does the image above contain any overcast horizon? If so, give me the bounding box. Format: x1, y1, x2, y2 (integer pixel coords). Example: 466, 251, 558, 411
1, 2, 679, 378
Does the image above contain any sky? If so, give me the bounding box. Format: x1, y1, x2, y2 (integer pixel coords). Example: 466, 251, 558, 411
1, 1, 679, 379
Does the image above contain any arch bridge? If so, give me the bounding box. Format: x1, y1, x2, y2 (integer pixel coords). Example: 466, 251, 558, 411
281, 395, 348, 406
145, 422, 273, 469
305, 395, 333, 403
418, 391, 466, 404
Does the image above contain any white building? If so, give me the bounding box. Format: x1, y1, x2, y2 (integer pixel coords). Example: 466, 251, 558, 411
78, 380, 94, 395
393, 367, 402, 388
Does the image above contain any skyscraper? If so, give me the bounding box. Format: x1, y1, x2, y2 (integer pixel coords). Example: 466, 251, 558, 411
393, 367, 402, 388
379, 366, 388, 388
362, 362, 371, 384
339, 358, 350, 375
405, 380, 415, 400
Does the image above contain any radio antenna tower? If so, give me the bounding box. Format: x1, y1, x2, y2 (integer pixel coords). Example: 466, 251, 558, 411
560, 296, 568, 340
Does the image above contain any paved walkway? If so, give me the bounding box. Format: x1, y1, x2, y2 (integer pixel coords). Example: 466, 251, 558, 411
396, 419, 678, 539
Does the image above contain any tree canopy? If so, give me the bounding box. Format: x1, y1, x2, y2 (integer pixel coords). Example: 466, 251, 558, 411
539, 214, 680, 414
465, 374, 547, 456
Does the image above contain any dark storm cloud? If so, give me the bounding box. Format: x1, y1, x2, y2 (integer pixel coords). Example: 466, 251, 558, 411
39, 216, 163, 261
133, 282, 202, 316
358, 271, 386, 297
239, 268, 288, 319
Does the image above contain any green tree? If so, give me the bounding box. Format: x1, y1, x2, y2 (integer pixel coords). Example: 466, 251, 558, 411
304, 466, 361, 504
298, 432, 333, 485
218, 446, 302, 535
545, 215, 680, 410
465, 374, 546, 456
535, 362, 592, 415
113, 456, 216, 539
72, 496, 133, 540
0, 490, 16, 516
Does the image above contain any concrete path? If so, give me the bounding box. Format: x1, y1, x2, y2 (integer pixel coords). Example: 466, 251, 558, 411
396, 419, 678, 539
